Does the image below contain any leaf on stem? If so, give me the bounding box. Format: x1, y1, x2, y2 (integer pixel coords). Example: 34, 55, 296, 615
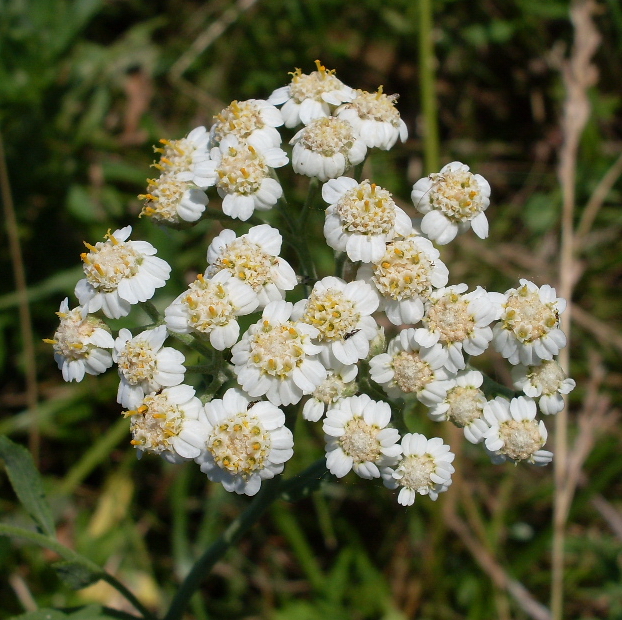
0, 435, 55, 537
52, 560, 101, 590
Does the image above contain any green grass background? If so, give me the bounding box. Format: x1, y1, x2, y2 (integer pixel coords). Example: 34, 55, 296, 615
1, 0, 621, 618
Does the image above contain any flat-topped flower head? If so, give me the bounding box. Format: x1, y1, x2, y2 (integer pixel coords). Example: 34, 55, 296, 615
126, 384, 206, 463
382, 433, 455, 506
139, 175, 208, 224
195, 388, 294, 496
357, 234, 449, 326
322, 177, 413, 263
75, 226, 171, 319
210, 99, 283, 152
411, 161, 491, 245
335, 87, 408, 150
302, 363, 358, 422
206, 225, 297, 308
428, 370, 489, 444
290, 117, 367, 181
412, 285, 502, 372
113, 325, 186, 409
45, 298, 114, 382
151, 126, 210, 177
165, 269, 259, 350
493, 279, 567, 366
268, 60, 355, 128
323, 394, 402, 479
193, 137, 287, 221
369, 328, 452, 405
483, 396, 552, 465
512, 360, 576, 415
231, 301, 327, 406
293, 276, 379, 366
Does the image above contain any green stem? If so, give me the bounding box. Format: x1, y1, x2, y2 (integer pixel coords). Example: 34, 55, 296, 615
418, 0, 440, 174
0, 524, 155, 620
139, 301, 162, 325
480, 372, 520, 400
298, 177, 320, 229
163, 477, 282, 620
276, 180, 318, 291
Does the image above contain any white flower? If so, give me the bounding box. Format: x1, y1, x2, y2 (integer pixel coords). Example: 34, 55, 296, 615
290, 117, 367, 181
46, 298, 114, 382
231, 300, 327, 406
151, 126, 210, 177
268, 60, 355, 128
210, 99, 284, 152
512, 360, 575, 415
411, 161, 491, 245
127, 384, 206, 464
411, 285, 502, 372
195, 388, 294, 496
113, 325, 186, 409
293, 276, 379, 366
369, 329, 453, 405
382, 433, 455, 506
192, 136, 287, 220
483, 396, 553, 465
139, 175, 208, 224
323, 394, 402, 479
138, 127, 211, 224
165, 269, 259, 350
322, 177, 412, 263
335, 87, 408, 150
206, 224, 297, 308
492, 279, 567, 366
75, 226, 171, 319
357, 234, 449, 326
427, 370, 489, 444
302, 363, 358, 422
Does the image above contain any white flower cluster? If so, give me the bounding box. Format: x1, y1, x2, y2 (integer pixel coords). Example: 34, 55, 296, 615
48, 62, 574, 504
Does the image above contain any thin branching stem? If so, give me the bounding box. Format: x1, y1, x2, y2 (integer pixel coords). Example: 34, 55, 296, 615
0, 131, 40, 463
0, 524, 156, 620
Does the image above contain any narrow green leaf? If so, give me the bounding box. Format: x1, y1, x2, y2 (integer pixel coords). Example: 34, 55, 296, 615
0, 436, 55, 537
53, 560, 100, 590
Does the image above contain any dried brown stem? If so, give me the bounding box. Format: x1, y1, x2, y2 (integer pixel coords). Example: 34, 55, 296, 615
443, 504, 551, 620
575, 152, 622, 240
0, 131, 40, 462
169, 0, 261, 111
552, 3, 601, 617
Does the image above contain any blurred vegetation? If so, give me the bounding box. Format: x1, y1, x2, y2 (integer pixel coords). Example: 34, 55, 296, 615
1, 0, 621, 618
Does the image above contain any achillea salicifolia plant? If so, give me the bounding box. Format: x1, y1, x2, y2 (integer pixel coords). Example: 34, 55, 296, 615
43, 60, 575, 616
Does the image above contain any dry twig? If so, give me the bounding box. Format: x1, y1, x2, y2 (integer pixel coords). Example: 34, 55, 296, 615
552, 3, 601, 617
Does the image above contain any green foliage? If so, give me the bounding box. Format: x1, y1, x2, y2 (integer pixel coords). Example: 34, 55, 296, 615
1, 0, 621, 619
13, 605, 140, 620
0, 436, 55, 537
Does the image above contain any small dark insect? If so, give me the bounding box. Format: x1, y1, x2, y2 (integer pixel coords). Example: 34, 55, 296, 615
343, 329, 360, 341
